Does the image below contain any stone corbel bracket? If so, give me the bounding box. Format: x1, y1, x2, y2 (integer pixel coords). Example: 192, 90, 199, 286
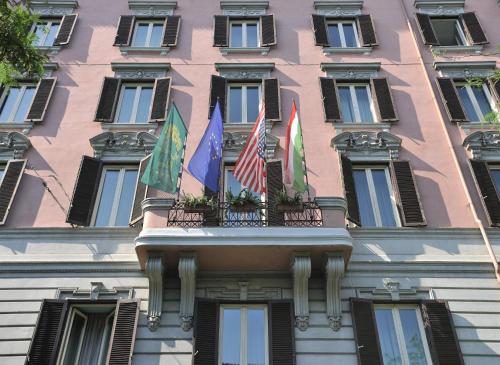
178, 253, 198, 331
292, 253, 311, 331
325, 253, 345, 331
146, 253, 164, 331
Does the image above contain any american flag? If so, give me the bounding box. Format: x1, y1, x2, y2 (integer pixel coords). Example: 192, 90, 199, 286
234, 105, 267, 194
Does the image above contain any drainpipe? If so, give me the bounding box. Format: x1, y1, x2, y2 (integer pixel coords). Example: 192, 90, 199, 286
397, 0, 500, 281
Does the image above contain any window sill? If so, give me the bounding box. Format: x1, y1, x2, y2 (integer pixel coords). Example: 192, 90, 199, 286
333, 122, 392, 132
224, 121, 273, 133
220, 47, 271, 56
431, 45, 483, 55
119, 46, 170, 56
101, 122, 158, 133
0, 123, 33, 135
458, 122, 500, 131
323, 46, 372, 55
36, 46, 61, 55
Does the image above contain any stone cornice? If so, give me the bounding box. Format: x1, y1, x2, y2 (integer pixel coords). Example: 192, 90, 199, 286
314, 1, 363, 16
0, 131, 31, 160
31, 0, 78, 15
321, 62, 381, 79
434, 61, 497, 78
128, 0, 177, 16
331, 131, 402, 161
220, 1, 269, 16
90, 131, 158, 160
414, 0, 464, 15
215, 63, 275, 80
111, 62, 171, 79
463, 130, 500, 161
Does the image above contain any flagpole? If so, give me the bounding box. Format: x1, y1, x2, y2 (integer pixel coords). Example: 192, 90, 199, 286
293, 99, 312, 202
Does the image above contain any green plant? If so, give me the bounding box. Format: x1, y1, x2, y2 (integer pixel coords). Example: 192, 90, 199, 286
275, 188, 303, 206
225, 188, 260, 207
466, 70, 500, 126
181, 193, 216, 209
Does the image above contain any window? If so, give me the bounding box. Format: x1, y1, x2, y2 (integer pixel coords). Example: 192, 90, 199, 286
0, 166, 4, 183
490, 166, 500, 196
132, 20, 164, 47
224, 166, 263, 224
229, 20, 259, 48
219, 305, 268, 365
32, 19, 61, 47
338, 83, 376, 123
93, 166, 139, 227
455, 83, 495, 122
115, 83, 154, 124
327, 20, 359, 48
58, 305, 115, 365
374, 305, 433, 365
227, 83, 261, 124
0, 84, 37, 123
353, 166, 400, 227
430, 18, 467, 46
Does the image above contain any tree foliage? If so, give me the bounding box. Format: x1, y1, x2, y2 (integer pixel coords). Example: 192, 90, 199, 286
0, 0, 47, 85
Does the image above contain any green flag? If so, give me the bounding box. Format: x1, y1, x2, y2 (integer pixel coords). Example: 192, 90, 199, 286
141, 104, 187, 193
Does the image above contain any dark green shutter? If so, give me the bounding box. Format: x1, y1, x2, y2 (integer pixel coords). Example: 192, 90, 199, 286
162, 15, 181, 47
267, 160, 285, 226
193, 299, 219, 365
436, 78, 468, 122
129, 155, 150, 226
0, 159, 26, 225
209, 75, 227, 119
213, 15, 229, 47
261, 15, 277, 46
149, 77, 171, 122
460, 12, 488, 45
356, 14, 378, 46
26, 78, 57, 122
95, 77, 121, 123
66, 156, 103, 226
340, 154, 360, 226
319, 77, 341, 122
370, 77, 398, 122
351, 298, 383, 365
269, 300, 295, 365
469, 160, 500, 227
264, 78, 281, 121
54, 14, 78, 46
114, 15, 135, 46
311, 14, 328, 46
106, 299, 140, 365
415, 13, 439, 45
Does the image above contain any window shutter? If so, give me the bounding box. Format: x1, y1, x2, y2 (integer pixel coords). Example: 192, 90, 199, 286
193, 299, 219, 365
319, 77, 342, 122
260, 14, 277, 46
420, 300, 464, 365
311, 14, 328, 46
54, 14, 78, 46
469, 160, 500, 227
26, 299, 68, 365
0, 159, 26, 225
415, 13, 439, 45
370, 77, 398, 122
26, 78, 57, 122
95, 77, 121, 123
203, 186, 219, 227
106, 299, 140, 365
213, 15, 229, 47
436, 78, 468, 123
488, 79, 500, 103
351, 298, 383, 365
264, 78, 281, 121
460, 12, 488, 45
390, 160, 426, 226
266, 160, 285, 226
66, 156, 103, 226
209, 75, 227, 119
114, 15, 135, 46
356, 14, 378, 46
149, 77, 171, 122
340, 154, 361, 226
269, 300, 295, 365
129, 155, 150, 226
162, 15, 181, 47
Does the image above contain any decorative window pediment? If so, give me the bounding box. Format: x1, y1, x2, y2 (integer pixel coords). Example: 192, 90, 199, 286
223, 131, 278, 159
0, 132, 30, 160
128, 0, 177, 16
215, 62, 274, 80
111, 62, 171, 79
434, 61, 496, 78
331, 131, 402, 160
30, 0, 78, 16
414, 0, 465, 16
57, 282, 133, 300
220, 1, 269, 16
463, 130, 500, 161
321, 62, 380, 79
314, 0, 363, 16
90, 131, 157, 160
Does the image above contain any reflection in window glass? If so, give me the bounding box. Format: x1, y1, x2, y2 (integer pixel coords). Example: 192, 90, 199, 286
353, 169, 376, 226
228, 85, 260, 124
490, 168, 500, 196
116, 85, 154, 124
32, 21, 60, 47
229, 87, 243, 123
150, 24, 164, 47
471, 87, 493, 117
117, 87, 136, 123
339, 86, 355, 123
343, 23, 357, 47
13, 87, 36, 122
0, 86, 36, 123
94, 170, 119, 227
355, 86, 373, 123
62, 311, 86, 365
230, 21, 259, 48
45, 23, 60, 46
136, 87, 154, 123
247, 86, 260, 123
247, 24, 258, 47
231, 24, 243, 47
375, 308, 403, 365
247, 308, 266, 365
222, 308, 241, 365
115, 170, 138, 226
0, 168, 5, 183
327, 24, 342, 47
133, 24, 149, 46
0, 88, 21, 122
456, 85, 494, 122
399, 309, 429, 365
372, 169, 397, 227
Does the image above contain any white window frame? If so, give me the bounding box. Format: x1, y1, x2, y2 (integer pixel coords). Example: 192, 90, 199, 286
455, 82, 496, 122
132, 20, 165, 48
338, 83, 377, 124
114, 83, 154, 124
0, 83, 36, 124
0, 165, 5, 184
374, 304, 433, 365
32, 19, 61, 47
229, 19, 260, 48
218, 304, 269, 365
57, 307, 88, 365
353, 166, 401, 227
326, 20, 360, 48
91, 165, 139, 227
227, 83, 262, 124
430, 17, 468, 46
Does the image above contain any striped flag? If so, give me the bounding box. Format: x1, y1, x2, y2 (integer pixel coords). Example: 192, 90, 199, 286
285, 101, 306, 192
234, 105, 267, 194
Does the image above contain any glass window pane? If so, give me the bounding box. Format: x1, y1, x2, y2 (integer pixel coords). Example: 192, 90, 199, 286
247, 308, 266, 365
246, 86, 260, 123
117, 87, 136, 123
222, 308, 241, 365
115, 170, 138, 226
98, 314, 115, 365
229, 87, 243, 123
150, 24, 164, 47
132, 24, 149, 47
353, 170, 377, 226
227, 170, 242, 194
44, 23, 60, 46
327, 24, 342, 47
372, 169, 397, 227
399, 309, 430, 365
13, 87, 36, 122
431, 19, 460, 46
339, 86, 355, 123
471, 86, 493, 118
343, 23, 357, 47
490, 169, 500, 196
456, 87, 480, 121
375, 308, 404, 365
135, 87, 153, 123
0, 87, 21, 122
231, 24, 243, 47
33, 23, 47, 46
246, 24, 258, 47
62, 312, 86, 365
355, 86, 374, 123
0, 168, 5, 184
94, 170, 119, 227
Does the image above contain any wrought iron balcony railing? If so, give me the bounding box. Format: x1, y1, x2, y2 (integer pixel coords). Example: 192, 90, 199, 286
166, 201, 323, 228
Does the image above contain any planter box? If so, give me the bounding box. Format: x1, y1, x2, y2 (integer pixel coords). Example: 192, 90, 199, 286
230, 203, 258, 213
276, 203, 304, 213
184, 205, 214, 214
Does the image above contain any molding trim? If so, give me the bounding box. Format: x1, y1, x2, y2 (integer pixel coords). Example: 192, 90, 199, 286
321, 62, 381, 79
220, 1, 269, 16
414, 0, 464, 15
314, 1, 363, 16
90, 131, 157, 161
434, 61, 497, 78
31, 1, 78, 15
215, 63, 275, 79
291, 253, 311, 331
314, 197, 347, 214
120, 46, 170, 56
324, 253, 344, 331
223, 131, 279, 159
323, 46, 372, 55
178, 253, 198, 331
142, 198, 176, 213
0, 131, 31, 160
463, 130, 500, 161
111, 62, 171, 79
128, 0, 176, 16
431, 45, 483, 55
57, 282, 134, 300
331, 131, 402, 161
146, 253, 164, 331
220, 47, 270, 56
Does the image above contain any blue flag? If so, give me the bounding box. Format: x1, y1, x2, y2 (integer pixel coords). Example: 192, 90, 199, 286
187, 101, 224, 192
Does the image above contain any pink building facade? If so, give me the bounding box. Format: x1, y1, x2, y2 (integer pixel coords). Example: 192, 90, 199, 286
0, 0, 500, 364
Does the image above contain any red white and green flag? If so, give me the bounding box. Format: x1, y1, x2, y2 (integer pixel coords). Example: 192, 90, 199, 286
284, 101, 307, 192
